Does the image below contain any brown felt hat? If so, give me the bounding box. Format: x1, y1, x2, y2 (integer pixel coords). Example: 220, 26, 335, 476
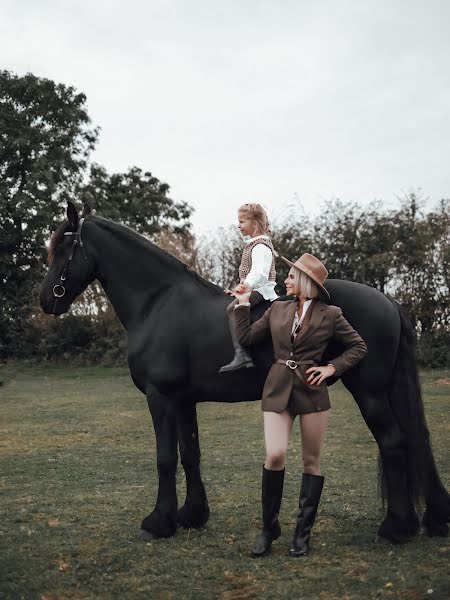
281, 253, 330, 299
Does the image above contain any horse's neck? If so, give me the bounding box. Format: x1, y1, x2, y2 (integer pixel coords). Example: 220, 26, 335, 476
88, 217, 189, 329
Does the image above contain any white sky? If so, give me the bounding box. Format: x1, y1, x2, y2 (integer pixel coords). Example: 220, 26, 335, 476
2, 0, 450, 233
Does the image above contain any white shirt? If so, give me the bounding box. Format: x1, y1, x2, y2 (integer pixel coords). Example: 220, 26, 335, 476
291, 299, 312, 336
243, 235, 278, 301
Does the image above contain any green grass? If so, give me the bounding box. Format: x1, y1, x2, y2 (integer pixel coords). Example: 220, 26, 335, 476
0, 364, 449, 600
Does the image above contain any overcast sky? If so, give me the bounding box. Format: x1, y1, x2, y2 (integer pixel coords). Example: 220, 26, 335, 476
2, 0, 450, 233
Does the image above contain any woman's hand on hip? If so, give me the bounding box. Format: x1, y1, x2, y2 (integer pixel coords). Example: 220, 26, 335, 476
306, 364, 336, 386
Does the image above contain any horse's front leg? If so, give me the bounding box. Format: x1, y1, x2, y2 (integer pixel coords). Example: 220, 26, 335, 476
141, 387, 178, 539
176, 401, 210, 529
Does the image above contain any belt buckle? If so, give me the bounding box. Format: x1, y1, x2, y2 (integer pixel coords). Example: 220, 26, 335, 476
286, 359, 297, 370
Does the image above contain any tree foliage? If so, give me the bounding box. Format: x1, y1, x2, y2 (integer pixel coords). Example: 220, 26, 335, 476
195, 227, 243, 288
1, 70, 448, 366
0, 70, 98, 355
195, 195, 449, 366
0, 70, 193, 359
79, 164, 192, 236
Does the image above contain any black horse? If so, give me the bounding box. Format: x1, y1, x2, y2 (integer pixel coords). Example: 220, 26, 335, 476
39, 203, 449, 544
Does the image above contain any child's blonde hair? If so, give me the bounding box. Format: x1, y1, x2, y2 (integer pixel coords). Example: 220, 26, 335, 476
293, 270, 320, 299
238, 203, 272, 237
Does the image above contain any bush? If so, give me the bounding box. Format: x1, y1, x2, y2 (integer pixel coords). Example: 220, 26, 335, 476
416, 332, 450, 368
28, 313, 128, 366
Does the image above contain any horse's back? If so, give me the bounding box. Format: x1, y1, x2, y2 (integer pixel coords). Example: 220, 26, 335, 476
325, 280, 400, 395
128, 279, 401, 403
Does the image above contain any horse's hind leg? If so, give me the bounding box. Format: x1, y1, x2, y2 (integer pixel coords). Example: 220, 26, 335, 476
422, 443, 450, 537
141, 387, 179, 539
349, 388, 419, 543
176, 402, 210, 529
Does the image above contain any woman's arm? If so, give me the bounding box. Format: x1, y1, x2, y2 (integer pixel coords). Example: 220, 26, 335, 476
233, 302, 272, 347
328, 308, 368, 377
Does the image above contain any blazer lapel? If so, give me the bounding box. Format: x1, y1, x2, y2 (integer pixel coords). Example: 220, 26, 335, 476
294, 300, 326, 346
278, 300, 297, 348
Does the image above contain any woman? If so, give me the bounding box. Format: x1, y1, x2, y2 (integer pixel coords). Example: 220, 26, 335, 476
233, 253, 367, 557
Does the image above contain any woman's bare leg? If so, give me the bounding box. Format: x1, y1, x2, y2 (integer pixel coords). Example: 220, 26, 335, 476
263, 410, 295, 471
299, 411, 329, 475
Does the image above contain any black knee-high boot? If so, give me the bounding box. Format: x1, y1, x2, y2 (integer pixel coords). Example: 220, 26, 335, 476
219, 318, 255, 372
251, 467, 285, 557
289, 473, 324, 557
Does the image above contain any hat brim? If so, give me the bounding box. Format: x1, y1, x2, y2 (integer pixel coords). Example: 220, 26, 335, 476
281, 256, 330, 300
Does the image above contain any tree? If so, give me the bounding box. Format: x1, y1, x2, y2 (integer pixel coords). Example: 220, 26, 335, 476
356, 207, 396, 293
271, 214, 315, 293
310, 200, 375, 283
391, 194, 449, 333
152, 229, 199, 269
195, 227, 243, 288
0, 70, 98, 357
71, 165, 194, 326
79, 163, 192, 236
0, 70, 194, 359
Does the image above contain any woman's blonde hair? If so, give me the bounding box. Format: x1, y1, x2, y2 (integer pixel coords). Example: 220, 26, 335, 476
238, 203, 272, 237
293, 269, 320, 299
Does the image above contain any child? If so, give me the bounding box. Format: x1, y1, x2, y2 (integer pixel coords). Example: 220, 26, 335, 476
219, 203, 278, 372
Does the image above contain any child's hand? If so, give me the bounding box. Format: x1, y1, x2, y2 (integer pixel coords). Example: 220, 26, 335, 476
234, 282, 252, 294
224, 283, 252, 296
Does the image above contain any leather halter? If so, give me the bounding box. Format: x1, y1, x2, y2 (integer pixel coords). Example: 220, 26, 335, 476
52, 217, 88, 302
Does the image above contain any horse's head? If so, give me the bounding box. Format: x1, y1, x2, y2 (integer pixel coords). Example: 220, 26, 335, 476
40, 202, 96, 316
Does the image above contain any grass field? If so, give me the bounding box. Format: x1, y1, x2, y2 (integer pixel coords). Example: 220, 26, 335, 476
0, 364, 449, 600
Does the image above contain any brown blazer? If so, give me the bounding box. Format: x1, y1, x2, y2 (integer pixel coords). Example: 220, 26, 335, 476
234, 299, 367, 413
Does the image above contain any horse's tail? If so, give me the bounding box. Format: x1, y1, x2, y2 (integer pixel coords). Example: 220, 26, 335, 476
381, 298, 436, 512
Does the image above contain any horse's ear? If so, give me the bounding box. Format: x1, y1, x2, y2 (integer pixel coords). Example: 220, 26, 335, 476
81, 203, 92, 217
67, 202, 79, 229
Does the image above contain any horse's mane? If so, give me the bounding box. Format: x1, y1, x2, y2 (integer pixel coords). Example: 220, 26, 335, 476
184, 265, 224, 296
98, 217, 224, 296
48, 215, 224, 296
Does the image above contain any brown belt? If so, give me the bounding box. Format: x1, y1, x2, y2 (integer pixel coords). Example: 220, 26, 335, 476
275, 358, 323, 410
275, 358, 316, 383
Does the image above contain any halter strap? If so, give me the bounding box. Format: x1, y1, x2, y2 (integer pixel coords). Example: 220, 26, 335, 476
63, 217, 87, 262
52, 217, 89, 300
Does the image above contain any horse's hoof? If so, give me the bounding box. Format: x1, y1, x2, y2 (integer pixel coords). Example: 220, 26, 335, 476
374, 534, 394, 545
140, 511, 177, 538
420, 523, 449, 537
140, 529, 157, 541
177, 503, 210, 529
